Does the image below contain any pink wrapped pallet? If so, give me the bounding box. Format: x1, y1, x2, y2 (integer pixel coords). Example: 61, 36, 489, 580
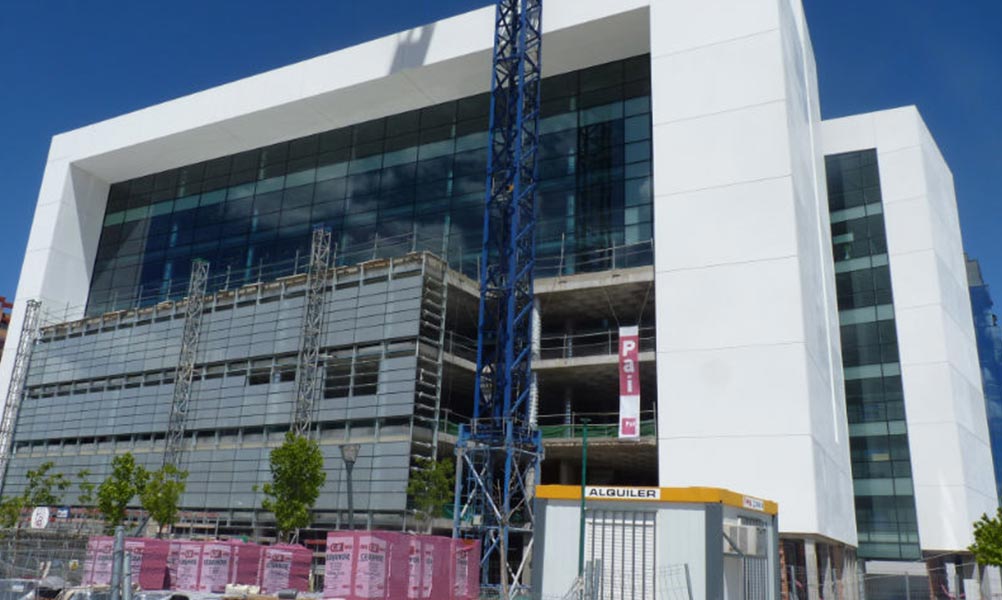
322, 531, 414, 600
227, 540, 263, 586
323, 532, 356, 599
258, 544, 312, 593
198, 542, 233, 592
83, 537, 170, 590
408, 536, 452, 600
367, 532, 415, 599
449, 539, 480, 600
324, 532, 460, 596
127, 538, 170, 590
82, 537, 114, 586
164, 539, 262, 591
171, 540, 205, 591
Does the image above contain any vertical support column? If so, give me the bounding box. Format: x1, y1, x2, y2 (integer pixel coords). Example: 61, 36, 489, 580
563, 389, 573, 434
530, 297, 541, 429
804, 540, 820, 600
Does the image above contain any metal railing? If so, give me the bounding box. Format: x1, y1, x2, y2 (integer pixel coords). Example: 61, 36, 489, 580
75, 234, 654, 324
535, 237, 655, 279
437, 409, 658, 440
536, 410, 657, 439
443, 326, 657, 364
540, 326, 656, 360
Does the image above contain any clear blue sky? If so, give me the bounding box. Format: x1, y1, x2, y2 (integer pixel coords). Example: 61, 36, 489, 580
1, 1, 999, 300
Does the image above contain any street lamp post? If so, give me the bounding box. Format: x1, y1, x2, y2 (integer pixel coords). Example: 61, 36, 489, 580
340, 443, 360, 530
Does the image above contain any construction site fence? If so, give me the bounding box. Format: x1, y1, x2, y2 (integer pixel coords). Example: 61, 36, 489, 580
534, 563, 694, 600
782, 560, 1002, 600
0, 529, 90, 584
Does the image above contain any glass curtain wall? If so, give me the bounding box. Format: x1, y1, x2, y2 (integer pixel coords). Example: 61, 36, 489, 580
86, 55, 653, 316
827, 149, 921, 560
966, 258, 1002, 503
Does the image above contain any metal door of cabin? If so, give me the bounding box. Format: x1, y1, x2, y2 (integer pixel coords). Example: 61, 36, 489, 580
585, 509, 657, 600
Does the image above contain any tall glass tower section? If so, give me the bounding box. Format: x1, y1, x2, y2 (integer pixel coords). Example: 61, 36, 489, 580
826, 149, 921, 560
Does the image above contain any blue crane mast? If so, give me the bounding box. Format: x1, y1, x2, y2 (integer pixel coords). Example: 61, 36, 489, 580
452, 0, 543, 596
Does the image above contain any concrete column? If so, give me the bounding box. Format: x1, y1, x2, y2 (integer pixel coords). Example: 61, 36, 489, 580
564, 318, 574, 358
564, 388, 573, 424
530, 297, 541, 428
804, 540, 820, 600
559, 461, 575, 485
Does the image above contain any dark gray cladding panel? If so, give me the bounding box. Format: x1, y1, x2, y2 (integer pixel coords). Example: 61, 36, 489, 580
5, 418, 415, 516
8, 257, 442, 517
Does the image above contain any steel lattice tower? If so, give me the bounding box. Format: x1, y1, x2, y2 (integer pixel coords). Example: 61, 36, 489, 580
453, 0, 543, 595
0, 299, 41, 494
292, 227, 332, 436
163, 259, 210, 471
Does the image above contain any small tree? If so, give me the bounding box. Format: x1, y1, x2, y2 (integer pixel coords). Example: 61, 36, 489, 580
971, 507, 1002, 566
97, 453, 149, 531
24, 461, 70, 506
261, 432, 326, 541
407, 456, 454, 532
0, 495, 25, 528
140, 465, 188, 538
76, 469, 96, 506
75, 469, 97, 532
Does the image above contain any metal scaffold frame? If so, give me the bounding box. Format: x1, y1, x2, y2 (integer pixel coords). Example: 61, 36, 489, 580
454, 0, 544, 596
0, 299, 41, 494
163, 259, 210, 471
292, 227, 333, 436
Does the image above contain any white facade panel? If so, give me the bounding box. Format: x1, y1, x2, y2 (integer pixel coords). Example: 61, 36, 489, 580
653, 177, 799, 271
822, 107, 997, 552
651, 0, 855, 545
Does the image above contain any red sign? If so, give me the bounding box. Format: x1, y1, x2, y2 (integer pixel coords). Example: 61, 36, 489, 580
618, 326, 641, 439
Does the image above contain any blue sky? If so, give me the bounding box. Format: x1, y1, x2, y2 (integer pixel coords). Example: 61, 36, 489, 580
0, 1, 999, 302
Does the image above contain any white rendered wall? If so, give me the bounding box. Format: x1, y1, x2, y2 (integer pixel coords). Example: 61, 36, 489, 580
0, 0, 651, 417
650, 0, 857, 545
537, 502, 583, 598
824, 107, 998, 552
657, 506, 708, 600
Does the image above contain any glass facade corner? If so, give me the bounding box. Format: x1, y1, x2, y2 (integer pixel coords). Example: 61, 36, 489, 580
826, 149, 922, 560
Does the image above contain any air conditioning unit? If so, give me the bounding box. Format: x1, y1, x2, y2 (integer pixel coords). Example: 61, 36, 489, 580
723, 523, 765, 557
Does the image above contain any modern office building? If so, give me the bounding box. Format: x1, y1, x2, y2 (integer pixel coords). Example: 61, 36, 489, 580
824, 108, 997, 587
967, 256, 1002, 503
0, 0, 994, 595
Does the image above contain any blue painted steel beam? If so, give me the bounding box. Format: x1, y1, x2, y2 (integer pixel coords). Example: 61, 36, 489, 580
453, 0, 544, 595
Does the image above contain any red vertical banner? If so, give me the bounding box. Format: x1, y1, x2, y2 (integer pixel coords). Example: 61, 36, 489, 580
618, 326, 641, 439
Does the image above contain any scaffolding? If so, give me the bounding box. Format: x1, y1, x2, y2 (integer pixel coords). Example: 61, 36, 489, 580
0, 299, 41, 494
1, 251, 473, 537
163, 259, 210, 471
292, 227, 333, 436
